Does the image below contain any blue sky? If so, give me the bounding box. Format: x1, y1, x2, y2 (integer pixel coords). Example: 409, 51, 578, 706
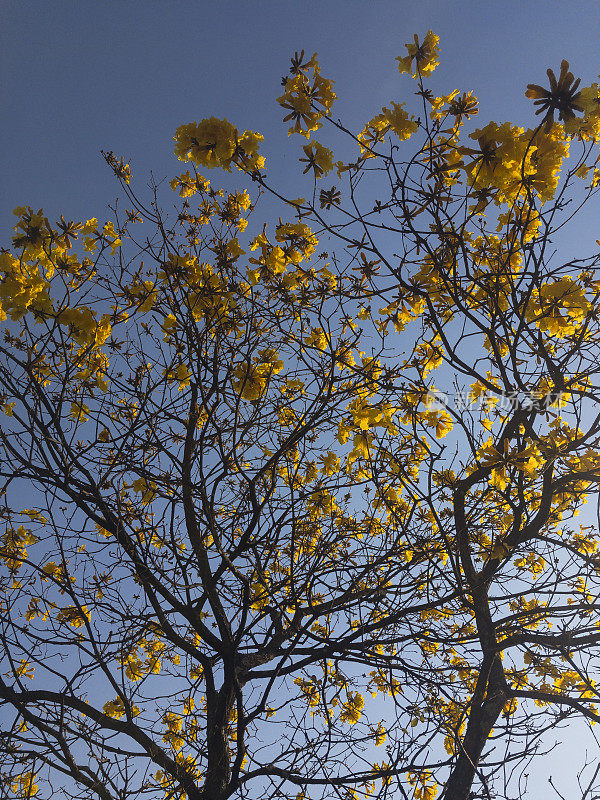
4, 0, 600, 237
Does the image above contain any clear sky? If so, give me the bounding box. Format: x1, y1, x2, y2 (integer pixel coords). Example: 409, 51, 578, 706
4, 1, 600, 796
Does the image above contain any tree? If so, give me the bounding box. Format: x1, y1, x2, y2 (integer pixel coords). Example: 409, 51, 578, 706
3, 29, 600, 800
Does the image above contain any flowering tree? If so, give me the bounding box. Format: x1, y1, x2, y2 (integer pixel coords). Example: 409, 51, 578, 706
4, 29, 600, 800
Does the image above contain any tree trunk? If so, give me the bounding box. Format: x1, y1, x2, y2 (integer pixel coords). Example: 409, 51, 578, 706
202, 680, 237, 800
443, 655, 507, 800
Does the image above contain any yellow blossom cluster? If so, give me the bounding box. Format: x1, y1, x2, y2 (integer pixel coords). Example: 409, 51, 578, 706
173, 117, 264, 172
293, 675, 320, 707
56, 605, 91, 628
0, 251, 52, 322
11, 772, 39, 799
397, 30, 440, 78
524, 276, 591, 337
278, 53, 336, 137
120, 636, 165, 681
358, 103, 418, 157
0, 526, 38, 573
233, 348, 284, 401
103, 696, 141, 719
159, 256, 237, 325
169, 170, 211, 197
300, 140, 334, 178
131, 478, 158, 506
340, 691, 365, 724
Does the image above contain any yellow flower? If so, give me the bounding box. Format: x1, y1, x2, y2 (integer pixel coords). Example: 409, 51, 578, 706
300, 140, 334, 178
103, 696, 141, 719
275, 221, 318, 263
460, 121, 531, 202
225, 236, 245, 261
233, 349, 283, 401
396, 30, 440, 78
70, 401, 90, 423
57, 306, 112, 349
12, 772, 38, 798
340, 691, 365, 724
358, 103, 417, 157
294, 676, 320, 707
174, 118, 236, 169
0, 526, 38, 573
132, 478, 158, 505
0, 250, 52, 321
169, 170, 210, 197
162, 314, 178, 339
422, 409, 453, 439
102, 221, 122, 253
164, 363, 191, 389
16, 659, 35, 680
174, 119, 264, 173
320, 451, 340, 475
57, 605, 91, 628
305, 326, 328, 350
307, 487, 339, 519
237, 129, 266, 172
372, 722, 387, 746
382, 102, 418, 140
278, 56, 336, 137
351, 432, 371, 460
524, 276, 590, 337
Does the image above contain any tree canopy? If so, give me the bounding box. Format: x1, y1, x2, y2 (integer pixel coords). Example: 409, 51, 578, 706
4, 30, 600, 800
